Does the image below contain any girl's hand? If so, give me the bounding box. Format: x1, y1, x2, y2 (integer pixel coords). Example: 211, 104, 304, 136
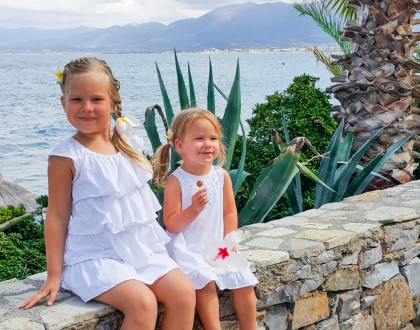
191, 188, 208, 214
19, 276, 62, 309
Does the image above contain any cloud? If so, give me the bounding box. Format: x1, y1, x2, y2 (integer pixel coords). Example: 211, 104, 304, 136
0, 0, 303, 29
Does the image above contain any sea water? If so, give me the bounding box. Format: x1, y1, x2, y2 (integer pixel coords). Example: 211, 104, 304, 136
0, 51, 334, 195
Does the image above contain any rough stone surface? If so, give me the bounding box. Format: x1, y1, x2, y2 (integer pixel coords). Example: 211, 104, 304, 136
323, 266, 359, 291
1, 181, 419, 329
370, 276, 416, 330
401, 258, 420, 297
362, 261, 400, 289
292, 292, 329, 329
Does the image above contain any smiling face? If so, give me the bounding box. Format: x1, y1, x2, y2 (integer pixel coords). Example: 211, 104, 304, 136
175, 118, 221, 175
61, 72, 113, 137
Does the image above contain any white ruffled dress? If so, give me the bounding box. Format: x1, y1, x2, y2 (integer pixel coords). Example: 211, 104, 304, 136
50, 137, 178, 302
166, 166, 258, 290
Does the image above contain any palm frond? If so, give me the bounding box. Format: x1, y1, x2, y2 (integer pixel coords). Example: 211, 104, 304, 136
311, 46, 342, 76
323, 0, 356, 22
294, 2, 352, 54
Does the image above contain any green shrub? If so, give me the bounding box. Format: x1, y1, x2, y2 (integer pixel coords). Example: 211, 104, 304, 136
232, 74, 336, 220
0, 201, 46, 282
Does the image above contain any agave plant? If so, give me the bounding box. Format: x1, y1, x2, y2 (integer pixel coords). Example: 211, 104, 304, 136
145, 51, 318, 227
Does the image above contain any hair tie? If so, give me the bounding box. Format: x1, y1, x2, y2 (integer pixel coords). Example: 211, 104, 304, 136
115, 115, 139, 139
166, 129, 174, 147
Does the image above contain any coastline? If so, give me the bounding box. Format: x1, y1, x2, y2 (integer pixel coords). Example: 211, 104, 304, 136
0, 46, 342, 55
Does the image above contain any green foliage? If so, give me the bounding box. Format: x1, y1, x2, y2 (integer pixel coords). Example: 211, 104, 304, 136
232, 75, 336, 221
0, 202, 46, 281
247, 75, 336, 165
314, 122, 414, 208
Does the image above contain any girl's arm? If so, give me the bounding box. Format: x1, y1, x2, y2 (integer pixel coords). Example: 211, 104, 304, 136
222, 169, 238, 237
163, 175, 208, 233
20, 156, 73, 309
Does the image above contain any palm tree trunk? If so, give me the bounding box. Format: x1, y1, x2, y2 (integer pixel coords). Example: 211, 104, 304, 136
328, 0, 420, 184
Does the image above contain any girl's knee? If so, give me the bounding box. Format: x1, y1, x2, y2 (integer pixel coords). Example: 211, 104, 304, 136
126, 289, 158, 316
173, 282, 196, 308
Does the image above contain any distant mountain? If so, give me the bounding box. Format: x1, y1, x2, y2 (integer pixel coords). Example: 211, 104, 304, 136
0, 2, 334, 53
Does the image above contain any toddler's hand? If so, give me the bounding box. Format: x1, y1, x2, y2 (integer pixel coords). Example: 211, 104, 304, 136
191, 188, 208, 214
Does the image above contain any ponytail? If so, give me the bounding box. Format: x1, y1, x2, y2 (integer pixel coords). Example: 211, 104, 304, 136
152, 143, 172, 187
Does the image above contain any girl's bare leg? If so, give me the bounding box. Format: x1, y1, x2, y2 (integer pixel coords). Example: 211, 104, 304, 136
232, 286, 257, 330
148, 269, 196, 330
94, 280, 158, 330
195, 281, 221, 330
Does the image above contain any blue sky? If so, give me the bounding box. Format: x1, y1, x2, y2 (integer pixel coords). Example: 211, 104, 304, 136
0, 0, 302, 29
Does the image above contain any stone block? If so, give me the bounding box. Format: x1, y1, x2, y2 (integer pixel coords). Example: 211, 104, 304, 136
341, 251, 359, 265
359, 246, 382, 269
336, 290, 360, 322
383, 223, 419, 253
292, 292, 329, 329
371, 276, 416, 330
263, 304, 288, 330
242, 249, 289, 268
398, 243, 420, 266
257, 227, 297, 237
296, 264, 312, 279
323, 266, 359, 291
315, 314, 339, 330
300, 265, 325, 295
339, 312, 374, 330
322, 261, 338, 277
0, 317, 44, 330
287, 238, 325, 258
294, 229, 356, 249
360, 295, 378, 310
255, 259, 299, 295
362, 261, 399, 289
0, 279, 36, 296
40, 296, 115, 330
401, 257, 420, 297
364, 206, 418, 224
257, 281, 301, 308
246, 237, 284, 250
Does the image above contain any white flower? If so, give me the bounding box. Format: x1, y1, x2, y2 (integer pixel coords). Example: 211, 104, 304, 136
204, 231, 249, 271
115, 115, 140, 138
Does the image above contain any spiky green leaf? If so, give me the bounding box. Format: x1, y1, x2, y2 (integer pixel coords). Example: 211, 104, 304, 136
221, 59, 241, 170
207, 58, 215, 114
188, 62, 197, 108
144, 105, 163, 152
155, 62, 174, 125
239, 152, 299, 227
174, 50, 190, 109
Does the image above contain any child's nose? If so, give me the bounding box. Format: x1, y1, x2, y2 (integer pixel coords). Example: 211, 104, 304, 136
82, 101, 94, 111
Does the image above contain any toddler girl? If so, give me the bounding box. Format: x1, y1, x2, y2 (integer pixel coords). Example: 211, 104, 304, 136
153, 108, 258, 330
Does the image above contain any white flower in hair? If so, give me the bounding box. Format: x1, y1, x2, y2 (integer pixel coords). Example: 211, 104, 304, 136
115, 115, 140, 138
204, 231, 249, 271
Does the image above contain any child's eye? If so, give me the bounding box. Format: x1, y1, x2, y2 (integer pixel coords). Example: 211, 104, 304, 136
92, 98, 102, 102
72, 98, 82, 102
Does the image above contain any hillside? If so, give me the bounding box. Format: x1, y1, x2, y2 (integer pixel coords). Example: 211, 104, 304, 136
0, 2, 333, 52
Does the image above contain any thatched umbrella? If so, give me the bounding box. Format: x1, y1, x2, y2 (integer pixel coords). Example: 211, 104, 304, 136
0, 173, 38, 212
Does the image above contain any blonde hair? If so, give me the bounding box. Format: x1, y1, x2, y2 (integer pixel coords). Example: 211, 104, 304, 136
60, 57, 151, 173
153, 108, 226, 186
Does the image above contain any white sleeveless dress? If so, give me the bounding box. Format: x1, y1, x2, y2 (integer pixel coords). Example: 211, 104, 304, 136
166, 166, 258, 290
50, 137, 178, 302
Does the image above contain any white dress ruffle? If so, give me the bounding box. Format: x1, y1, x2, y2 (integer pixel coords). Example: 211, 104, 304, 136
166, 166, 258, 290
50, 137, 178, 302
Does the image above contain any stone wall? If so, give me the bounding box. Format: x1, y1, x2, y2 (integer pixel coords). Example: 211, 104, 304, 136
1, 180, 420, 329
